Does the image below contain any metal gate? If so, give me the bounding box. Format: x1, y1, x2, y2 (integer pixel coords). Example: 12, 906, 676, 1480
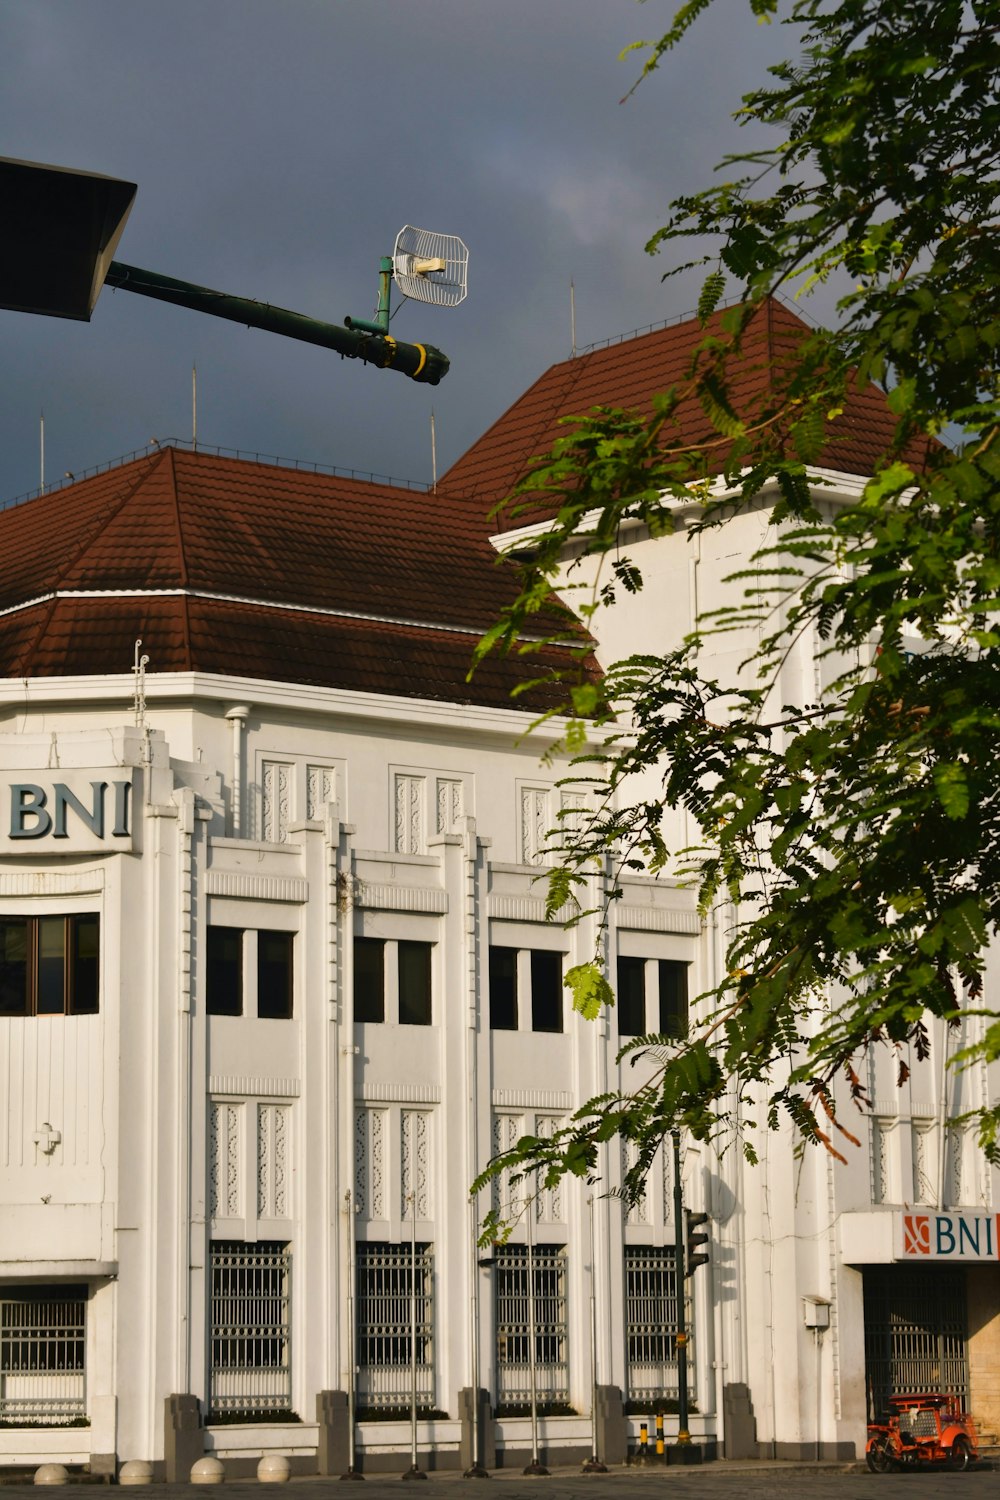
209, 1241, 291, 1418
0, 1286, 86, 1424
624, 1247, 694, 1406
355, 1242, 434, 1414
863, 1265, 968, 1419
494, 1245, 568, 1413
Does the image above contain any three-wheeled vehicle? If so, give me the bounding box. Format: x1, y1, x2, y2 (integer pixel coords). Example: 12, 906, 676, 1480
866, 1393, 978, 1471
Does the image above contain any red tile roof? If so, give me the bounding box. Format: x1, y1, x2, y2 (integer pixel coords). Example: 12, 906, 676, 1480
441, 299, 928, 525
0, 447, 579, 709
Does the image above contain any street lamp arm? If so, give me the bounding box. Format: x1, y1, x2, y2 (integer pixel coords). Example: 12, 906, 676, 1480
104, 260, 449, 385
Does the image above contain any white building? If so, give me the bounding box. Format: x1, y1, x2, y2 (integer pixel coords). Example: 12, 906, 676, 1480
0, 302, 997, 1477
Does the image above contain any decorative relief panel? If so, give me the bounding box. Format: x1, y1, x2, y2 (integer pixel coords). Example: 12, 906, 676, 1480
661, 1141, 674, 1224
355, 1106, 386, 1220
256, 1104, 289, 1219
913, 1122, 935, 1204
262, 762, 291, 843
394, 775, 426, 855
307, 765, 336, 821
492, 1111, 523, 1218
535, 1115, 564, 1223
209, 1101, 242, 1218
401, 1109, 431, 1218
436, 778, 464, 834
519, 787, 551, 866
871, 1117, 891, 1204
622, 1138, 648, 1226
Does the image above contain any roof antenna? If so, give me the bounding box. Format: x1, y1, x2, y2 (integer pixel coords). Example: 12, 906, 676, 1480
192, 362, 197, 451
570, 279, 577, 358
39, 409, 44, 491
430, 408, 437, 494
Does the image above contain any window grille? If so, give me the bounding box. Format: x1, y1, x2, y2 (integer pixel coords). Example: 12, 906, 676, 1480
0, 1286, 86, 1423
864, 1265, 968, 1419
624, 1247, 694, 1406
209, 1242, 291, 1418
355, 1242, 434, 1413
494, 1245, 568, 1412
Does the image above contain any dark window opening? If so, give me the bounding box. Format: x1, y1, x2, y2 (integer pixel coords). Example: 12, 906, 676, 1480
489, 946, 518, 1030
354, 937, 385, 1023
206, 927, 243, 1016
616, 955, 646, 1036
257, 930, 294, 1019
0, 916, 100, 1017
658, 961, 689, 1039
398, 941, 432, 1026
530, 950, 563, 1033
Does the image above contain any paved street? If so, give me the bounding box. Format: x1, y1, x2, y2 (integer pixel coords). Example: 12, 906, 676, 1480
1, 1462, 997, 1500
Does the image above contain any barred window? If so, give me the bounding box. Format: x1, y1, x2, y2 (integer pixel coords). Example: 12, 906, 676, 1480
624, 1246, 694, 1407
494, 1245, 568, 1413
0, 1286, 86, 1424
209, 1241, 291, 1419
355, 1241, 434, 1414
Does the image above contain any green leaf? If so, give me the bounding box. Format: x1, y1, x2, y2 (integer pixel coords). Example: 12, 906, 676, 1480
565, 962, 614, 1021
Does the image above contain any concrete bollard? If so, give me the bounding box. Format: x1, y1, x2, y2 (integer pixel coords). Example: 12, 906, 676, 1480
119, 1460, 155, 1486
191, 1456, 225, 1484
257, 1456, 291, 1484
33, 1466, 69, 1486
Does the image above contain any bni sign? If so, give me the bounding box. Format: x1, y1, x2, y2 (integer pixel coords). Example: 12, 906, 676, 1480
2, 772, 134, 854
900, 1211, 1000, 1261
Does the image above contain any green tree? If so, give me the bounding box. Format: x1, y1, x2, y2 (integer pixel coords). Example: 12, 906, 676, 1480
473, 0, 1000, 1218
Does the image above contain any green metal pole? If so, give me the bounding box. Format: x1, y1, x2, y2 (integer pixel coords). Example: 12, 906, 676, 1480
672, 1130, 691, 1445
104, 261, 449, 384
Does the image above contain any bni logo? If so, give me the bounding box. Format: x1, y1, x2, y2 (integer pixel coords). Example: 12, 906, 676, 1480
903, 1213, 931, 1255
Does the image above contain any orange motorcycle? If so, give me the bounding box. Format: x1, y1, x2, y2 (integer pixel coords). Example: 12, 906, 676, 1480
866, 1393, 978, 1472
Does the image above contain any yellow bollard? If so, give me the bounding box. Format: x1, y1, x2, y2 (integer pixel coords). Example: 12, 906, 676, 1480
638, 1421, 649, 1464
656, 1412, 665, 1459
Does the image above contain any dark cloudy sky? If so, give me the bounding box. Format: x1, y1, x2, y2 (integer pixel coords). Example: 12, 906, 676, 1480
1, 1, 786, 505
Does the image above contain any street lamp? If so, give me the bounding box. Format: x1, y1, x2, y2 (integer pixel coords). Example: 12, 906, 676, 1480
0, 156, 455, 384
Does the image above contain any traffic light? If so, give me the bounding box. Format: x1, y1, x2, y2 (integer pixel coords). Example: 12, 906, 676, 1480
685, 1209, 710, 1277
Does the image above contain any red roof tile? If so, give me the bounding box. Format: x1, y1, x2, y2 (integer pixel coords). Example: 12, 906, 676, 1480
440, 299, 928, 524
0, 449, 583, 709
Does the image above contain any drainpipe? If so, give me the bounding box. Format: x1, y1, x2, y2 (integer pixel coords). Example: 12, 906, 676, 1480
224, 705, 251, 837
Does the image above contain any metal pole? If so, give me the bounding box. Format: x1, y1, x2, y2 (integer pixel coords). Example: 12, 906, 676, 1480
104, 260, 450, 385
582, 1194, 607, 1472
672, 1130, 691, 1446
341, 1191, 364, 1479
522, 1201, 548, 1476
402, 1192, 427, 1480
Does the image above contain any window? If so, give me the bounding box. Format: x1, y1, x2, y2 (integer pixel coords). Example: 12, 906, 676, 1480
257, 932, 294, 1019
398, 941, 432, 1026
658, 961, 688, 1039
209, 1241, 291, 1419
531, 950, 562, 1032
0, 915, 99, 1017
624, 1247, 691, 1407
0, 1286, 86, 1424
494, 1245, 568, 1413
614, 957, 689, 1039
354, 937, 385, 1023
355, 1241, 434, 1414
353, 938, 433, 1026
489, 946, 517, 1030
487, 946, 563, 1033
206, 927, 294, 1018
616, 955, 646, 1037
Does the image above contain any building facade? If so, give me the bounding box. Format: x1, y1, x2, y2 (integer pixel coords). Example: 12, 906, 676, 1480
0, 304, 997, 1475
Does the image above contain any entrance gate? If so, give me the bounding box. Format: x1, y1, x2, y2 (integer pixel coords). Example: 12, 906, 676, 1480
863, 1265, 968, 1419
